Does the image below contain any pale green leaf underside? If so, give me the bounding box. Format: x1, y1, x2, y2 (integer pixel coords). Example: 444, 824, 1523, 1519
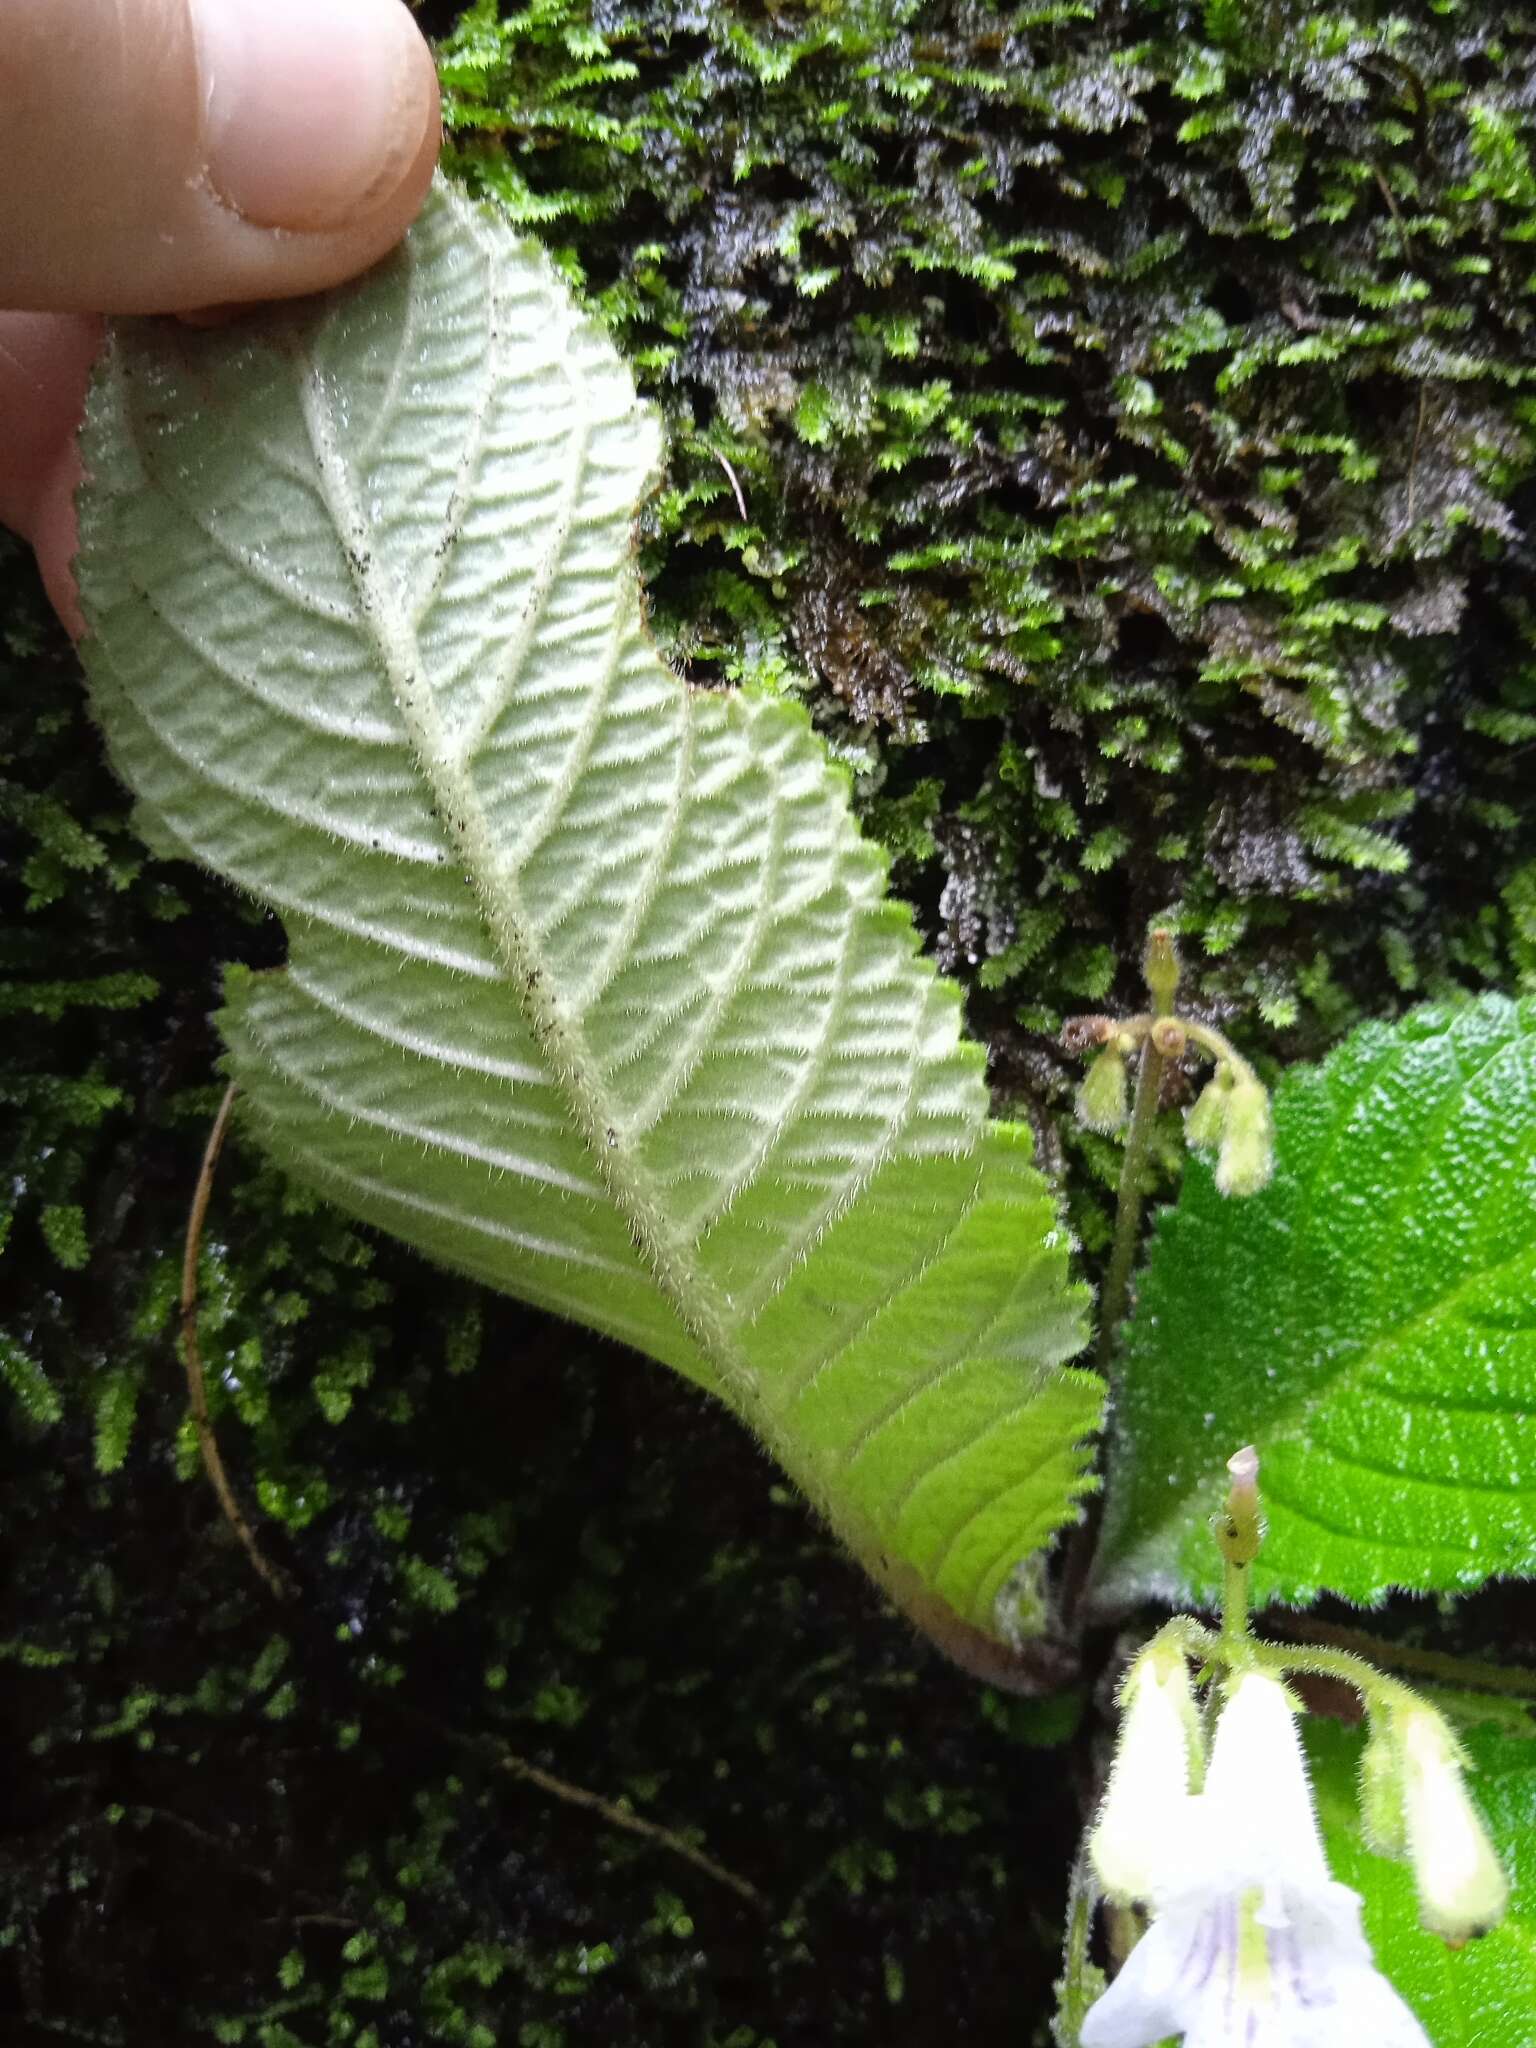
76, 182, 1096, 1670
1309, 1717, 1536, 2047
1094, 997, 1536, 1614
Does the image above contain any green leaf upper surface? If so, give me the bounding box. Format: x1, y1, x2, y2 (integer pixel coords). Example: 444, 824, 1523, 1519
75, 182, 1096, 1675
1093, 997, 1536, 1613
1309, 1716, 1536, 2047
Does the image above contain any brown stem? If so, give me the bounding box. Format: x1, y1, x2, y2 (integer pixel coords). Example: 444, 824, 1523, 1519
178, 1083, 289, 1600
390, 1696, 767, 1909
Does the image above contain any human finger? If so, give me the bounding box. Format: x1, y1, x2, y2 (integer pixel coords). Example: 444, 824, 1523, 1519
0, 313, 101, 635
0, 0, 440, 314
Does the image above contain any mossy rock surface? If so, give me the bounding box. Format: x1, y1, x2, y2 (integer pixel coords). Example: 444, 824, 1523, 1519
431, 0, 1536, 1243
6, 0, 1536, 2038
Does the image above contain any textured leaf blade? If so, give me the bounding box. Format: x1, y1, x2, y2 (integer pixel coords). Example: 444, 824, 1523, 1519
1309, 1716, 1536, 2047
76, 182, 1096, 1673
1093, 997, 1536, 1613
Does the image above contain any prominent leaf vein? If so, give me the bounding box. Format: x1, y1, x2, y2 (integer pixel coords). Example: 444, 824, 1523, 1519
77, 184, 1096, 1673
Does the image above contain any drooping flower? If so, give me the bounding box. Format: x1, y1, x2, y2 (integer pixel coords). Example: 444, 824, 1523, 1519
1355, 1699, 1509, 1945
1078, 1042, 1130, 1134
1358, 1709, 1409, 1860
1081, 1671, 1432, 2048
1396, 1703, 1509, 1945
1183, 1065, 1233, 1152
1213, 1074, 1273, 1197
1088, 1642, 1204, 1906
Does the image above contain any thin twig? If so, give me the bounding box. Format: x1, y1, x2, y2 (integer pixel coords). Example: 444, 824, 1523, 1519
388, 1697, 768, 1909
178, 1083, 289, 1599
493, 1746, 767, 1909
713, 448, 749, 521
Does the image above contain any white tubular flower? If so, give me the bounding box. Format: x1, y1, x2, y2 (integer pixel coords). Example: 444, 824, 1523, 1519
1088, 1643, 1204, 1906
1082, 1671, 1431, 2048
1358, 1711, 1408, 1860
1398, 1705, 1509, 1945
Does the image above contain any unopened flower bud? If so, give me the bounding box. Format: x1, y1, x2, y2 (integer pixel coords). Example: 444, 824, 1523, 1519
1088, 1642, 1204, 1906
1359, 1711, 1408, 1860
1185, 1066, 1233, 1152
1398, 1705, 1508, 1944
1078, 1044, 1129, 1134
1217, 1444, 1265, 1568
1215, 1075, 1273, 1197
1143, 926, 1181, 1016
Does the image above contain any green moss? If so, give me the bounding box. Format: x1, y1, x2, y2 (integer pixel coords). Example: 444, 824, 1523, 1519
436, 0, 1536, 1118
0, 1332, 62, 1427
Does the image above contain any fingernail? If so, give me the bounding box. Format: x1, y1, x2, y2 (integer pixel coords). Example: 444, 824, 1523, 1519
192, 0, 438, 232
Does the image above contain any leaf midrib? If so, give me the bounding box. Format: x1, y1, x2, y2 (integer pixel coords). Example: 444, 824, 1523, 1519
289, 233, 874, 1543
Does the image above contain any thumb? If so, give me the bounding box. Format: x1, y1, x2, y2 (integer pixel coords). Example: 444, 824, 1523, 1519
0, 0, 440, 313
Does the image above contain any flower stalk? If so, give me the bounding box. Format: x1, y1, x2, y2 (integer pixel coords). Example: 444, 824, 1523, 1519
1214, 1444, 1263, 1649
1069, 927, 1275, 1372
1095, 1027, 1169, 1374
